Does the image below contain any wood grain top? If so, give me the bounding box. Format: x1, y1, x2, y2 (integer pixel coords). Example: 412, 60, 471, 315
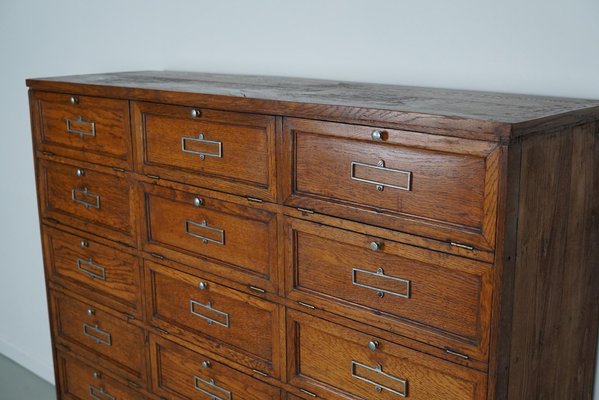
27, 71, 599, 142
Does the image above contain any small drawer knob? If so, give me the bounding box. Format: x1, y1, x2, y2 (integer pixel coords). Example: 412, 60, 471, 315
193, 197, 204, 207
369, 241, 382, 251
368, 340, 379, 351
371, 130, 386, 141
70, 96, 79, 105
92, 371, 102, 379
198, 282, 208, 290
87, 308, 95, 316
191, 109, 202, 118
80, 240, 89, 248
76, 168, 85, 177
201, 360, 211, 369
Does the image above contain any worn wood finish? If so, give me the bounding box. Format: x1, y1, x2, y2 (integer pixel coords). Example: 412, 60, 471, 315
284, 217, 492, 361
30, 90, 132, 169
500, 122, 599, 400
287, 309, 488, 400
50, 290, 147, 386
140, 182, 279, 292
38, 158, 136, 246
144, 260, 281, 378
42, 226, 140, 315
133, 101, 277, 201
150, 334, 281, 400
55, 351, 146, 400
26, 71, 599, 141
28, 72, 599, 400
283, 118, 500, 250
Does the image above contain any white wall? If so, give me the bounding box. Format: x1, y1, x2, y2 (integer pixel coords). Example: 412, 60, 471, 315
0, 0, 597, 395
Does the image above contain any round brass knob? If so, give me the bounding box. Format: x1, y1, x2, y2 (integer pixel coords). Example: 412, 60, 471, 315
92, 371, 102, 379
80, 240, 89, 248
368, 340, 379, 351
193, 197, 204, 207
76, 168, 85, 177
369, 241, 382, 251
70, 96, 79, 105
198, 282, 208, 290
201, 360, 211, 369
191, 109, 201, 118
87, 308, 95, 316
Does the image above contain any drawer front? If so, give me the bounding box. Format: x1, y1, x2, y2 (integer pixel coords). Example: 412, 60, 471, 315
31, 91, 131, 168
50, 291, 146, 383
141, 183, 278, 292
284, 217, 491, 361
42, 226, 140, 313
39, 159, 135, 245
283, 118, 500, 250
145, 260, 280, 377
287, 310, 487, 400
56, 351, 145, 400
133, 102, 276, 201
150, 335, 281, 400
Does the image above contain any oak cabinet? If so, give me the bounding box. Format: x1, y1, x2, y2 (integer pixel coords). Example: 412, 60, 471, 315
28, 71, 599, 399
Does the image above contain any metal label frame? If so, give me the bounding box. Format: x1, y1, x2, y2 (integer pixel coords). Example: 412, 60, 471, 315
181, 133, 223, 159
89, 384, 115, 400
352, 267, 411, 299
190, 300, 230, 328
76, 257, 106, 281
194, 376, 232, 400
71, 187, 101, 209
351, 360, 408, 397
184, 219, 225, 245
82, 323, 112, 346
66, 116, 96, 138
350, 161, 412, 191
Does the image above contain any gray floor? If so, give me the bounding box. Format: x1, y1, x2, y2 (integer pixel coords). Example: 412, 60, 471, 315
0, 354, 55, 400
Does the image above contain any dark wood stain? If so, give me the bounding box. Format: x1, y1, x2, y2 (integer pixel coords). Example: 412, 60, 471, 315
503, 122, 599, 399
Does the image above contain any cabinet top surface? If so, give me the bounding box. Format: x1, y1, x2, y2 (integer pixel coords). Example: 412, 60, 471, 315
27, 70, 599, 141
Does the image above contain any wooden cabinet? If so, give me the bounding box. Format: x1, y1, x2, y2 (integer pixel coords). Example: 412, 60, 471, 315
28, 71, 599, 400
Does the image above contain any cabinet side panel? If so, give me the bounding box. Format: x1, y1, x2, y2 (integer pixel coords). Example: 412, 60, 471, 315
507, 122, 599, 399
487, 143, 521, 400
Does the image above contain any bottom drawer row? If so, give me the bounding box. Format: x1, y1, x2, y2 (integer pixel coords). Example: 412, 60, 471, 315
51, 290, 487, 400
56, 352, 145, 400
55, 339, 280, 400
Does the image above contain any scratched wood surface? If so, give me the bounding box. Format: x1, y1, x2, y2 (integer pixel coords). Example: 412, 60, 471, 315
27, 71, 599, 141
